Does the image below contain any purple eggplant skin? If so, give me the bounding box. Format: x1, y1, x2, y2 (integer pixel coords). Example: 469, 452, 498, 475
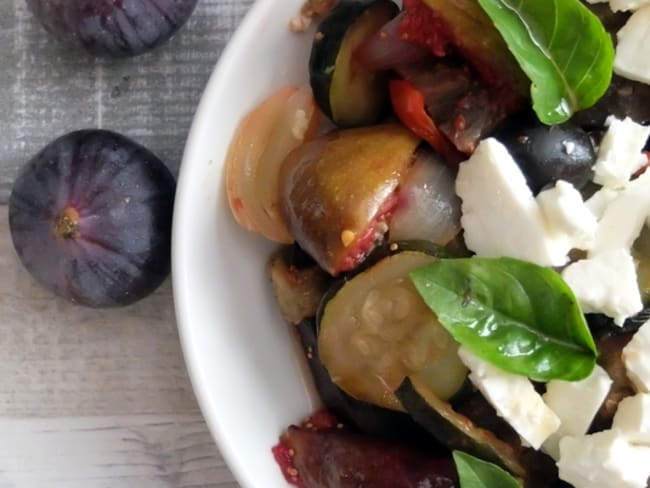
9, 129, 175, 308
24, 0, 199, 57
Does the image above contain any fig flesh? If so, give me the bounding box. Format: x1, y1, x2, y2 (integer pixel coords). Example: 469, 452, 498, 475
9, 129, 175, 308
280, 124, 420, 276
25, 0, 199, 57
273, 419, 457, 488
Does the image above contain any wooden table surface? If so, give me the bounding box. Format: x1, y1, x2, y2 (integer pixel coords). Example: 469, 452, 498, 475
0, 1, 255, 486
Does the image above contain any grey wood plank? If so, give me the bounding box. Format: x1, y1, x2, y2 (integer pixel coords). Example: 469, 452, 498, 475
0, 0, 255, 203
0, 206, 201, 417
0, 414, 238, 488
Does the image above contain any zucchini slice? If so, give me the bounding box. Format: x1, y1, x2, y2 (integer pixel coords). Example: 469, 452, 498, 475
268, 247, 331, 326
396, 376, 527, 479
318, 247, 468, 411
309, 0, 399, 127
298, 317, 441, 448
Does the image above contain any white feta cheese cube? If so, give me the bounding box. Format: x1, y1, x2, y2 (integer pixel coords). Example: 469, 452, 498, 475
593, 116, 650, 190
623, 320, 650, 392
585, 187, 620, 220
615, 6, 650, 84
542, 365, 613, 459
561, 249, 642, 325
590, 169, 650, 255
537, 180, 598, 251
557, 430, 650, 488
456, 138, 569, 267
457, 347, 560, 449
613, 393, 650, 444
610, 0, 650, 11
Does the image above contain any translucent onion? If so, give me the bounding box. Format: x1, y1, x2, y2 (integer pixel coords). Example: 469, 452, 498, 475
389, 150, 461, 245
356, 12, 430, 72
225, 85, 319, 243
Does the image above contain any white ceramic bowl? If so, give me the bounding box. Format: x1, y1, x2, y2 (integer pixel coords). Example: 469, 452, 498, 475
172, 1, 318, 487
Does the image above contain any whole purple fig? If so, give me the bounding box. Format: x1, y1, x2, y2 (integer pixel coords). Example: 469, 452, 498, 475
25, 0, 199, 57
9, 129, 175, 308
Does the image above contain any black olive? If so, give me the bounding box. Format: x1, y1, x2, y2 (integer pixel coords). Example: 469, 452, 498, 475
495, 113, 596, 194
586, 311, 646, 340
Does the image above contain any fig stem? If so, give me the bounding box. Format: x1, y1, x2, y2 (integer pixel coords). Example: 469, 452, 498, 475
54, 207, 80, 239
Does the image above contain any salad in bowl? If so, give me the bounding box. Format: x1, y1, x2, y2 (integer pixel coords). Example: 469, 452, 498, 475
176, 0, 650, 487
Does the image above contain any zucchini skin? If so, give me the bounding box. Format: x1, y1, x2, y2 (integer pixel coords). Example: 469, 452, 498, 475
309, 1, 367, 119
396, 376, 526, 477
309, 0, 399, 126
298, 317, 441, 449
396, 377, 560, 488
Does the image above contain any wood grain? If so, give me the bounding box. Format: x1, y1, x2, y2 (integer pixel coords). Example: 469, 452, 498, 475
0, 0, 257, 485
0, 414, 238, 488
0, 0, 254, 203
0, 208, 199, 417
0, 204, 242, 486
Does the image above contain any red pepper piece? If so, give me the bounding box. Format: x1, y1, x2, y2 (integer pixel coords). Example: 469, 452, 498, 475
389, 79, 463, 165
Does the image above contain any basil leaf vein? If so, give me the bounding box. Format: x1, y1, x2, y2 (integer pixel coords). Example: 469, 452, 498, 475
477, 0, 614, 124
410, 257, 597, 381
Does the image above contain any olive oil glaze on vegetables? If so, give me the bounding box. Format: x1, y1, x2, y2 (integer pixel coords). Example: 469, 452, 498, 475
225, 0, 650, 487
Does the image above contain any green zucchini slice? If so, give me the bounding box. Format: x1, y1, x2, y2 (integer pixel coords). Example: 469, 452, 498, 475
396, 376, 527, 479
309, 0, 399, 127
318, 248, 468, 411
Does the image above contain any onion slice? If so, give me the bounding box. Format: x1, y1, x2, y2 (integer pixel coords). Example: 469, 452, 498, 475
389, 149, 461, 245
356, 12, 431, 71
225, 85, 320, 243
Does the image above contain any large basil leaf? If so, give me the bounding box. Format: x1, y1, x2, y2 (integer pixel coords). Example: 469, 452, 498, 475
477, 0, 614, 124
410, 257, 597, 381
453, 451, 522, 488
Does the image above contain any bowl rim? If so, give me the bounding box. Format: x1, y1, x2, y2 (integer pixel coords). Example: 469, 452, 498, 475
171, 1, 278, 487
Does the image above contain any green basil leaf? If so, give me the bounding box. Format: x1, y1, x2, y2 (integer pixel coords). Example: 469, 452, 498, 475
453, 451, 522, 488
409, 257, 597, 381
477, 0, 614, 124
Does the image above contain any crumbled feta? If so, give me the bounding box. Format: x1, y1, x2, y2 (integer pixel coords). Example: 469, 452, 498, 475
613, 393, 650, 445
557, 430, 650, 488
456, 138, 569, 266
537, 180, 598, 251
615, 6, 650, 84
590, 169, 650, 255
623, 320, 650, 392
592, 117, 650, 189
542, 365, 612, 460
457, 347, 560, 449
586, 187, 620, 220
610, 0, 650, 11
561, 249, 642, 325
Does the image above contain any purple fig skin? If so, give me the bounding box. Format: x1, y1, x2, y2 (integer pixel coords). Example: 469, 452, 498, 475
9, 129, 175, 308
24, 0, 199, 57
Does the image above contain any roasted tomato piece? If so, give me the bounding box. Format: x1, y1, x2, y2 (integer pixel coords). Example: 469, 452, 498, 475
397, 61, 510, 154
398, 0, 528, 113
280, 125, 420, 276
273, 422, 457, 488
